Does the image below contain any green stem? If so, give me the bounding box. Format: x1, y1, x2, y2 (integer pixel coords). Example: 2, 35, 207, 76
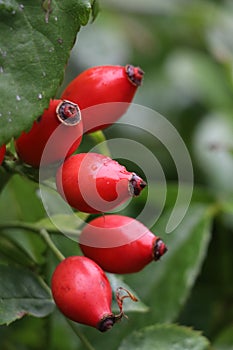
88, 130, 112, 157
39, 228, 65, 261
0, 221, 80, 239
0, 221, 42, 233
0, 222, 65, 261
66, 319, 96, 350
3, 157, 40, 183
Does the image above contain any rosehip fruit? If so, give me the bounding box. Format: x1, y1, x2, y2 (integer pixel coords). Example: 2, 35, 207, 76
56, 153, 146, 213
15, 99, 83, 167
79, 215, 167, 274
61, 64, 144, 133
51, 256, 136, 332
0, 145, 6, 165
51, 256, 115, 331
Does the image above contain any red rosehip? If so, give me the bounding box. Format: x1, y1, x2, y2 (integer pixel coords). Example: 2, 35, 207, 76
56, 153, 146, 213
61, 64, 144, 133
0, 145, 6, 165
15, 99, 83, 167
51, 256, 136, 332
51, 256, 115, 332
79, 215, 167, 274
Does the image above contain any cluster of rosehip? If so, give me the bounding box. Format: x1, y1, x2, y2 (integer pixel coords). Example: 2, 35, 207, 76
1, 65, 167, 332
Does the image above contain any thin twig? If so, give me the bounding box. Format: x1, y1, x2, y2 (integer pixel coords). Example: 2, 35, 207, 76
39, 228, 65, 261
66, 319, 96, 350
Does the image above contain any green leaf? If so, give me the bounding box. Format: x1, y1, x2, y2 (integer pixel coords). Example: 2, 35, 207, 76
0, 234, 34, 266
0, 174, 44, 223
0, 175, 46, 264
49, 310, 84, 350
124, 204, 214, 325
0, 317, 49, 350
118, 324, 211, 350
91, 0, 100, 21
0, 225, 46, 266
0, 0, 95, 145
35, 214, 82, 239
37, 183, 90, 240
144, 182, 215, 215
0, 264, 54, 325
0, 167, 13, 193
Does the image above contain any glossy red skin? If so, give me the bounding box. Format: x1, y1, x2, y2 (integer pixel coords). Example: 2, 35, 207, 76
0, 145, 6, 165
79, 215, 166, 274
56, 153, 144, 213
14, 100, 83, 167
51, 256, 114, 330
61, 65, 142, 133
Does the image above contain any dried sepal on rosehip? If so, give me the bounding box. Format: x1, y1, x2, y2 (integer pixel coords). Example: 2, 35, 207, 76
61, 64, 144, 133
56, 153, 146, 213
14, 99, 83, 167
79, 214, 167, 274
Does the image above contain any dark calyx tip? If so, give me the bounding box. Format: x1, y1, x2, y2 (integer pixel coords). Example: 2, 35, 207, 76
153, 238, 168, 261
125, 64, 144, 87
139, 180, 147, 189
56, 100, 81, 126
98, 314, 115, 332
129, 173, 147, 196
